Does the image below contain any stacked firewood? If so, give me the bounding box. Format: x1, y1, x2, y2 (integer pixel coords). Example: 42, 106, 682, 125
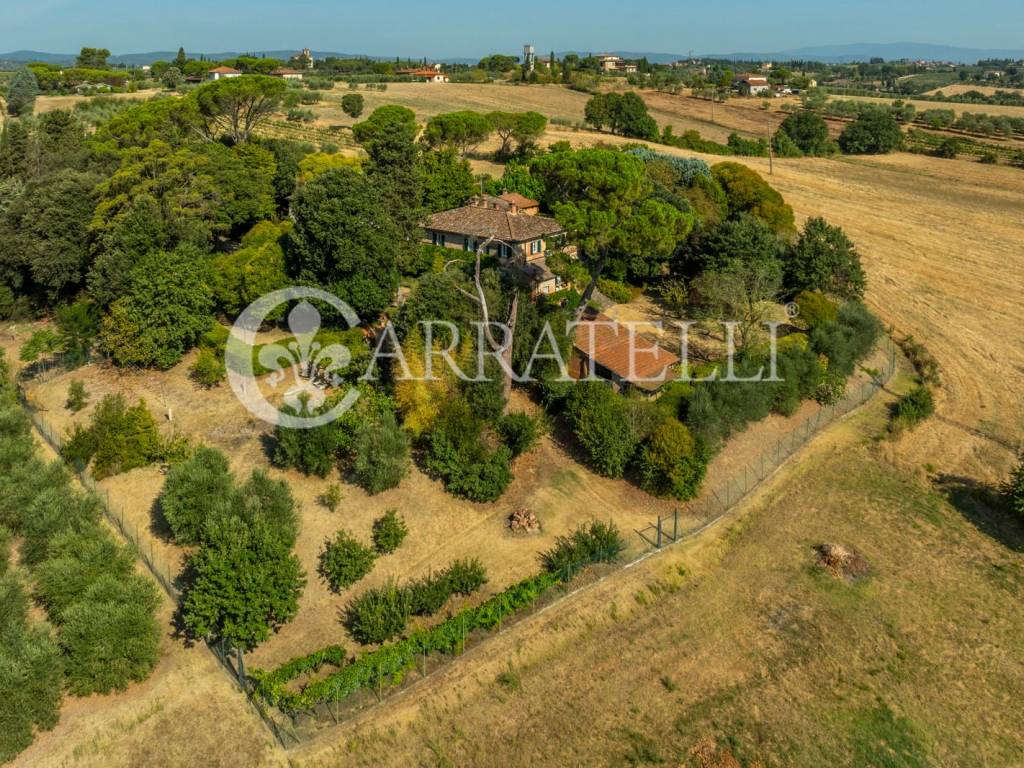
508, 508, 541, 535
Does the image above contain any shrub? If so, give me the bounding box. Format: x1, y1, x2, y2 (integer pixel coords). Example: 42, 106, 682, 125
541, 520, 625, 574
317, 483, 343, 513
596, 278, 632, 303
160, 446, 235, 545
318, 530, 376, 592
66, 394, 161, 480
897, 335, 941, 387
772, 343, 824, 416
371, 510, 408, 555
684, 355, 777, 447
711, 161, 796, 236
810, 301, 882, 378
1004, 455, 1024, 520
0, 458, 69, 533
344, 582, 413, 645
794, 290, 838, 329
66, 380, 88, 412
190, 347, 225, 387
273, 401, 343, 477
59, 573, 161, 695
565, 382, 640, 478
497, 412, 541, 457
425, 398, 513, 502
442, 558, 488, 596
637, 419, 708, 500
350, 411, 410, 494
890, 385, 934, 433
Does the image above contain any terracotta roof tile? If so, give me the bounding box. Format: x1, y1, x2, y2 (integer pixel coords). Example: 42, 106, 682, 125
572, 312, 679, 390
424, 204, 565, 243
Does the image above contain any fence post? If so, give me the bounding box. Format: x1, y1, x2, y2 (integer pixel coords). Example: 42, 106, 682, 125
672, 509, 679, 541
656, 515, 663, 548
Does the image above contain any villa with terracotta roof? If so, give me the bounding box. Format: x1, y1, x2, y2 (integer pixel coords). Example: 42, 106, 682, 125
207, 66, 242, 81
570, 309, 679, 393
732, 74, 771, 96
423, 195, 567, 295
397, 66, 449, 83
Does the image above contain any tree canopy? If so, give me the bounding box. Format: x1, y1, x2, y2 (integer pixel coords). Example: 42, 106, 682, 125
193, 75, 287, 143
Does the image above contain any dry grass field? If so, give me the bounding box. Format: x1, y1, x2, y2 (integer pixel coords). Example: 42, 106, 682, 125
291, 381, 1024, 767
7, 84, 1023, 766
922, 83, 1024, 98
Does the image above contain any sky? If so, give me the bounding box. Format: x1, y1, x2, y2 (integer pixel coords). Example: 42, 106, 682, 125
1, 0, 1022, 57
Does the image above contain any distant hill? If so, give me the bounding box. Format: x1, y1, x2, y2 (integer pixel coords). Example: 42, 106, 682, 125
703, 42, 1024, 64
2, 42, 1022, 69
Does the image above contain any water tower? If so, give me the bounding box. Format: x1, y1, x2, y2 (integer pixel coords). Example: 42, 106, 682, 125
523, 44, 536, 72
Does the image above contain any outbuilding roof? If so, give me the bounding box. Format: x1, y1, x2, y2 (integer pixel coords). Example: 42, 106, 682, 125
572, 311, 679, 391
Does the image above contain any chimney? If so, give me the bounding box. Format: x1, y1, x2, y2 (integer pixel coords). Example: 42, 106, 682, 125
509, 202, 518, 215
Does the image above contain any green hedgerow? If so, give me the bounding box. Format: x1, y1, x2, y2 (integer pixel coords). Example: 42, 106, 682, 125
318, 530, 376, 592
371, 509, 408, 555
540, 520, 625, 575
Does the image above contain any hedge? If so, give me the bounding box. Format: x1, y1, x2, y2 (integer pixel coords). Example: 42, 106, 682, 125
251, 522, 623, 712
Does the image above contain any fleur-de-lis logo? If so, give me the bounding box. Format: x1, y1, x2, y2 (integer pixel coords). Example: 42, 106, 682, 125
257, 301, 352, 414
227, 288, 361, 428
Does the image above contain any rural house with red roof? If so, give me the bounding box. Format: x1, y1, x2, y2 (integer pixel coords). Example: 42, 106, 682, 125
423, 195, 567, 295
570, 309, 680, 393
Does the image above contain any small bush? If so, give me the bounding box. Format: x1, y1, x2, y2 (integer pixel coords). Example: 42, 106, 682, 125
66, 380, 88, 412
344, 582, 413, 645
318, 531, 376, 592
541, 520, 625, 574
190, 347, 225, 388
637, 419, 708, 500
317, 484, 343, 513
596, 278, 633, 303
350, 412, 410, 494
371, 509, 408, 555
443, 558, 488, 595
497, 412, 541, 457
33, 526, 134, 614
64, 394, 161, 480
1004, 455, 1024, 520
794, 290, 838, 330
890, 385, 934, 433
897, 335, 941, 387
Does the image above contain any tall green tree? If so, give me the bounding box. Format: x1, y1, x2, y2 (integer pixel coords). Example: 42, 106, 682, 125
786, 217, 866, 299
838, 109, 904, 155
487, 111, 547, 159
182, 513, 305, 650
75, 47, 111, 69
777, 111, 832, 156
1, 170, 100, 303
340, 93, 364, 118
352, 105, 418, 151
193, 75, 287, 143
421, 148, 475, 212
530, 148, 692, 308
98, 246, 214, 368
422, 111, 493, 156
287, 167, 401, 319
5, 68, 39, 117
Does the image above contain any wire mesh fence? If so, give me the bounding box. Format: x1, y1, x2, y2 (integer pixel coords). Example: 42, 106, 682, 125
636, 339, 898, 553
